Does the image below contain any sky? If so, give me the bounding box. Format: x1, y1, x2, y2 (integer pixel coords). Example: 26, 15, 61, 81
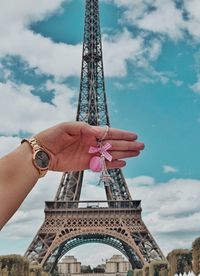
0, 0, 200, 268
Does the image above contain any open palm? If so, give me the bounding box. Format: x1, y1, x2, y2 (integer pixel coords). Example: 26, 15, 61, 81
36, 122, 144, 172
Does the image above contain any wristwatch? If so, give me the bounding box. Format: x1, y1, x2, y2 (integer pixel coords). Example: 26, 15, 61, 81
21, 137, 50, 178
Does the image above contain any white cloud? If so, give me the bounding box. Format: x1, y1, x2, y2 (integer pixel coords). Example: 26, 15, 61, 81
147, 39, 162, 61
107, 0, 200, 42
80, 171, 106, 201
0, 0, 66, 29
0, 62, 12, 81
0, 0, 199, 265
128, 177, 200, 254
0, 0, 165, 80
0, 1, 89, 79
0, 168, 110, 266
103, 0, 149, 21
0, 80, 76, 135
0, 26, 164, 82
0, 28, 82, 79
136, 1, 184, 40
0, 0, 83, 79
0, 170, 105, 241
184, 0, 200, 40
1, 25, 148, 80
105, 0, 184, 40
190, 76, 200, 94
0, 171, 61, 240
126, 175, 155, 186
102, 0, 200, 89
103, 30, 144, 77
103, 29, 165, 79
163, 165, 178, 173
173, 80, 183, 87
1, 171, 199, 261
0, 0, 82, 79
1, 0, 200, 90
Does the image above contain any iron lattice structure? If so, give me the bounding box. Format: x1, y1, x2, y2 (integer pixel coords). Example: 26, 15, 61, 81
25, 0, 165, 273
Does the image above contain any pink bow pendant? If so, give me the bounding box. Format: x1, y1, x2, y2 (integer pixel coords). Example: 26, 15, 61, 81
88, 143, 112, 172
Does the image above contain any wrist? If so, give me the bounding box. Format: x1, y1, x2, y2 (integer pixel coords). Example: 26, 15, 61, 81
20, 142, 40, 179
21, 138, 50, 178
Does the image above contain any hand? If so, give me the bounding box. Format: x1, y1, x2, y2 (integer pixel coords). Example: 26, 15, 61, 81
36, 122, 145, 172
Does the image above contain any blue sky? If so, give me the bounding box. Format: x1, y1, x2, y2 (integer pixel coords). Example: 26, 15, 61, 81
0, 0, 200, 267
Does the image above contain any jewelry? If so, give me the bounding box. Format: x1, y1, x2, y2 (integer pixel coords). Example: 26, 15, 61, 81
88, 125, 114, 186
89, 142, 112, 172
21, 137, 50, 178
99, 125, 109, 141
98, 157, 115, 186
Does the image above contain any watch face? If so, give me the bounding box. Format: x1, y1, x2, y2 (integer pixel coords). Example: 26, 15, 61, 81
35, 150, 50, 169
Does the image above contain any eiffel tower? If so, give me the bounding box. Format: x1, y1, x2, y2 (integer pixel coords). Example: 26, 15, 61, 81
25, 0, 165, 273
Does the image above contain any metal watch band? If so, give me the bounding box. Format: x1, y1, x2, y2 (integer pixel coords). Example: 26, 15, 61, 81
21, 137, 49, 178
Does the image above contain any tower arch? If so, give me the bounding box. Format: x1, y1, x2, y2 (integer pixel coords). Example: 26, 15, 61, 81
44, 232, 143, 272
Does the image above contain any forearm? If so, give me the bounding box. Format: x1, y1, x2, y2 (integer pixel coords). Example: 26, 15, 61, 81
0, 142, 39, 229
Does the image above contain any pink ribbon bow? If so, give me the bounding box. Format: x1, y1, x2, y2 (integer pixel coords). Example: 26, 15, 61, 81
88, 143, 112, 162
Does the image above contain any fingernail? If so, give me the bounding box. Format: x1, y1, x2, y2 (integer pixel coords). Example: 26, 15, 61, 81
122, 161, 126, 167
133, 134, 138, 140
141, 143, 145, 150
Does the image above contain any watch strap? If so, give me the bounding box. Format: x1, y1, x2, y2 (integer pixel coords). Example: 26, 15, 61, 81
21, 137, 49, 178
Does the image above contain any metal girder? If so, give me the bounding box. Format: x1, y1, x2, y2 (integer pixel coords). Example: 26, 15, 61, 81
45, 234, 142, 272
53, 0, 132, 203
25, 201, 165, 273
54, 171, 84, 201
46, 234, 140, 273
25, 0, 165, 272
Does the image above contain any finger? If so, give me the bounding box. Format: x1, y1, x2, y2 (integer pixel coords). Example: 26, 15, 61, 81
62, 121, 88, 135
102, 140, 145, 151
91, 126, 138, 141
62, 121, 97, 145
111, 150, 140, 160
80, 123, 99, 146
106, 160, 126, 169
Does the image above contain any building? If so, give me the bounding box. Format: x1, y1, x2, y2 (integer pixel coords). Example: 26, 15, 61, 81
106, 255, 131, 275
58, 256, 81, 275
58, 254, 131, 276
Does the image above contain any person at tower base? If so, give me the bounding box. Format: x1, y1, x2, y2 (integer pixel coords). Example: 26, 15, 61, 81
0, 121, 144, 230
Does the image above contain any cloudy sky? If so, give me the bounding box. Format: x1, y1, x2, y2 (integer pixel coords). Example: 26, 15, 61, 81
1, 0, 200, 268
